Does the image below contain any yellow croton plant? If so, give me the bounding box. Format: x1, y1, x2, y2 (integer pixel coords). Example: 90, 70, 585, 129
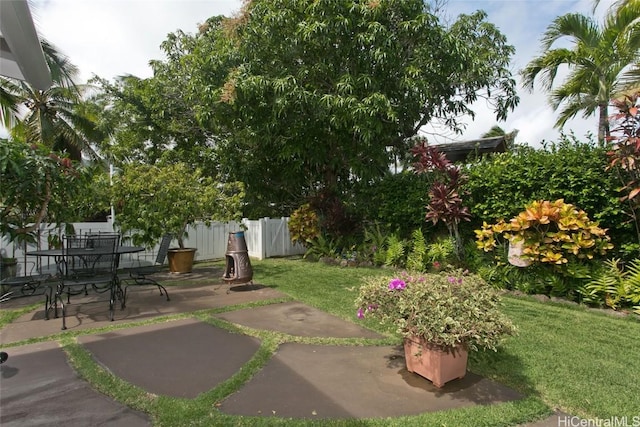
476, 199, 614, 264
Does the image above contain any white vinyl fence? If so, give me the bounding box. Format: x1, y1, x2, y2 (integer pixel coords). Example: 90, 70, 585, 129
1, 217, 306, 276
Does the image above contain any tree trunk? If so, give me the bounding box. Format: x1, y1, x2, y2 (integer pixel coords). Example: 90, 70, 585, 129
598, 103, 610, 146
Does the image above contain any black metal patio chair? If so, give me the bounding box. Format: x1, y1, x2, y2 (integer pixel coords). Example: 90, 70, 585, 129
119, 233, 172, 308
49, 234, 121, 330
1, 260, 55, 314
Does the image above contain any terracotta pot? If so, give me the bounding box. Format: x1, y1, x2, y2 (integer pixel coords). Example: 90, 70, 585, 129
403, 336, 468, 388
167, 248, 196, 274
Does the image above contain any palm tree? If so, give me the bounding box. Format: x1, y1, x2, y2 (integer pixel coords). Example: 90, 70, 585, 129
0, 40, 101, 160
521, 3, 640, 143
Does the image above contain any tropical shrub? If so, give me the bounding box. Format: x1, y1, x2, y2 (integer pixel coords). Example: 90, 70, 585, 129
476, 199, 613, 299
0, 139, 86, 244
362, 222, 389, 266
464, 136, 630, 257
476, 199, 613, 265
476, 251, 593, 297
606, 92, 640, 256
384, 234, 405, 268
349, 227, 455, 272
288, 203, 320, 247
411, 139, 470, 258
426, 235, 456, 270
303, 234, 342, 260
406, 229, 428, 272
309, 193, 360, 241
351, 172, 429, 239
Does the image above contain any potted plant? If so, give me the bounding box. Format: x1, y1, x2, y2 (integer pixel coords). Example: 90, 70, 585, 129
355, 270, 516, 387
111, 162, 245, 273
476, 199, 613, 266
0, 255, 18, 281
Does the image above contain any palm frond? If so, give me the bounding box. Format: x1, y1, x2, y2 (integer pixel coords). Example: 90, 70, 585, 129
41, 39, 79, 90
0, 80, 22, 129
554, 97, 590, 129
521, 48, 577, 91
542, 13, 601, 50
617, 65, 640, 90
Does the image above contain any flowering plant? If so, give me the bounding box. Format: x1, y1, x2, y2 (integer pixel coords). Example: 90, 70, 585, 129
355, 271, 516, 351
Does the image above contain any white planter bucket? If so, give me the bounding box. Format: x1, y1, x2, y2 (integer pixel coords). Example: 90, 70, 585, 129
508, 240, 531, 267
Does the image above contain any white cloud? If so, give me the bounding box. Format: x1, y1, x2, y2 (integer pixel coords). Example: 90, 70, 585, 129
33, 0, 241, 82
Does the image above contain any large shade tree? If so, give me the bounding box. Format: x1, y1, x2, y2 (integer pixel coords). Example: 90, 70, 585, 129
93, 1, 518, 222
93, 75, 179, 165
521, 1, 640, 144
167, 0, 518, 219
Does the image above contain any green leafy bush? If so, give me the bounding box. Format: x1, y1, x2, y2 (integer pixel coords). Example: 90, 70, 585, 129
112, 162, 245, 248
464, 135, 630, 257
384, 234, 405, 268
355, 271, 517, 351
303, 234, 342, 260
0, 139, 86, 244
477, 251, 593, 298
426, 236, 456, 269
406, 229, 428, 272
351, 172, 430, 239
362, 222, 389, 266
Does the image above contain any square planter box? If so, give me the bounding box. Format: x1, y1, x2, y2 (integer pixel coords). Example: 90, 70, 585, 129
403, 336, 468, 388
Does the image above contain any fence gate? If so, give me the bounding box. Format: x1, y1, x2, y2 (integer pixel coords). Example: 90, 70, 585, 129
266, 218, 285, 258
254, 217, 305, 259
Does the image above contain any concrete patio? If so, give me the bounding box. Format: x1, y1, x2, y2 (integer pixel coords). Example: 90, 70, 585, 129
1, 265, 564, 426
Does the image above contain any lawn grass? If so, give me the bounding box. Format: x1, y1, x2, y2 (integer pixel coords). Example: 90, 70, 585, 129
251, 258, 640, 420
478, 297, 640, 419
0, 300, 40, 327
2, 258, 639, 426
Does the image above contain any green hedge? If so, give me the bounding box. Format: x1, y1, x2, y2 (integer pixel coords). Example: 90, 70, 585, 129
345, 134, 635, 260
351, 171, 434, 239
463, 135, 633, 258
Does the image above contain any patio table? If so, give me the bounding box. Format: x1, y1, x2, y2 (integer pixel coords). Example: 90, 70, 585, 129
27, 246, 145, 263
28, 245, 144, 273
27, 244, 145, 329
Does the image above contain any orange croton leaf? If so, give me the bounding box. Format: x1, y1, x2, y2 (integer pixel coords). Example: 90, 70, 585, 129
628, 187, 640, 200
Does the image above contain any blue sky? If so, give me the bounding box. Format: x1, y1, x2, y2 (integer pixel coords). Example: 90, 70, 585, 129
31, 0, 612, 146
